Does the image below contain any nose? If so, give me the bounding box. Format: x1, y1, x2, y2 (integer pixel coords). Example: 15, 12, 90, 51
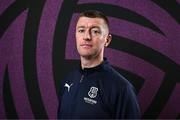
83, 30, 91, 41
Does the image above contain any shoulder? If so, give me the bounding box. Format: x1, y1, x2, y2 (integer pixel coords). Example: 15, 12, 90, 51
58, 68, 80, 95
61, 68, 80, 83
98, 63, 136, 99
102, 64, 132, 88
98, 64, 137, 107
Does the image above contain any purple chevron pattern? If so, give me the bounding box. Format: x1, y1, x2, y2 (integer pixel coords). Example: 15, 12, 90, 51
0, 0, 179, 119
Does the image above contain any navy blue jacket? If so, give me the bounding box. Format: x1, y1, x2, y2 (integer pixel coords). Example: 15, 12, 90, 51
58, 58, 140, 119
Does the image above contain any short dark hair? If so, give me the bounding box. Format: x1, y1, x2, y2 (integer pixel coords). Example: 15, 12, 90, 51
79, 10, 109, 26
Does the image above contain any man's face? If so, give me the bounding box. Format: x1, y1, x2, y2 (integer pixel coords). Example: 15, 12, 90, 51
76, 17, 110, 59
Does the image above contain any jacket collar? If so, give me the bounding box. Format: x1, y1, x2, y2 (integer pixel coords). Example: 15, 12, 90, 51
79, 57, 108, 75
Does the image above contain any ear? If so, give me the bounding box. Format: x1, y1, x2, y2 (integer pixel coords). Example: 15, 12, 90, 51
105, 34, 112, 47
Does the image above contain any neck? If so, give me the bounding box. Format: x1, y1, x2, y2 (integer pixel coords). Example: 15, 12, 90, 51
80, 55, 103, 69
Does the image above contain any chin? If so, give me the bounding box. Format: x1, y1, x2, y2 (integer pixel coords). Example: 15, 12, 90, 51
78, 51, 92, 56
79, 53, 93, 59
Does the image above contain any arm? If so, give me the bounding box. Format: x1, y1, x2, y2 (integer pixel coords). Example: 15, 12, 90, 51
115, 82, 141, 119
57, 79, 66, 119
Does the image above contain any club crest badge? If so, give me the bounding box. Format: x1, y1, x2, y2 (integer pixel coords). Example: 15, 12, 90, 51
88, 87, 98, 98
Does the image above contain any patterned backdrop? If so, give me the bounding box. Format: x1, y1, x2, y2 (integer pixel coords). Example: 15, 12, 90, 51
0, 0, 180, 119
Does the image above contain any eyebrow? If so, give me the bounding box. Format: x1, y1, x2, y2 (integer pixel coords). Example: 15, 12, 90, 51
76, 26, 100, 29
76, 26, 85, 29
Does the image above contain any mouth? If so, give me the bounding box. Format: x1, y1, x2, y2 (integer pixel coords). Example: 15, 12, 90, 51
80, 44, 93, 48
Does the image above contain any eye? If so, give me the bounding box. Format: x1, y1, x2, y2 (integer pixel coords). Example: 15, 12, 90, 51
93, 30, 100, 34
91, 29, 101, 35
78, 29, 85, 33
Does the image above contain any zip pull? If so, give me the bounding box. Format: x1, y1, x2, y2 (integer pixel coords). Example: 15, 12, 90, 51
80, 75, 84, 83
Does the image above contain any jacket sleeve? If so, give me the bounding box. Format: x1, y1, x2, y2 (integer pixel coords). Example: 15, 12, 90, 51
57, 79, 66, 119
115, 82, 141, 119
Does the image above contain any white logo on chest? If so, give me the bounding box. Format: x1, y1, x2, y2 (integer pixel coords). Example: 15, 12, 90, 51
64, 83, 73, 92
88, 87, 98, 98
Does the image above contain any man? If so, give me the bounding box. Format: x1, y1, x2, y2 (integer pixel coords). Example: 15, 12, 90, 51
58, 10, 140, 119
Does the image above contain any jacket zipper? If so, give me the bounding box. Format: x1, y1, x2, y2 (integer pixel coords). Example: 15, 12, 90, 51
80, 75, 84, 83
